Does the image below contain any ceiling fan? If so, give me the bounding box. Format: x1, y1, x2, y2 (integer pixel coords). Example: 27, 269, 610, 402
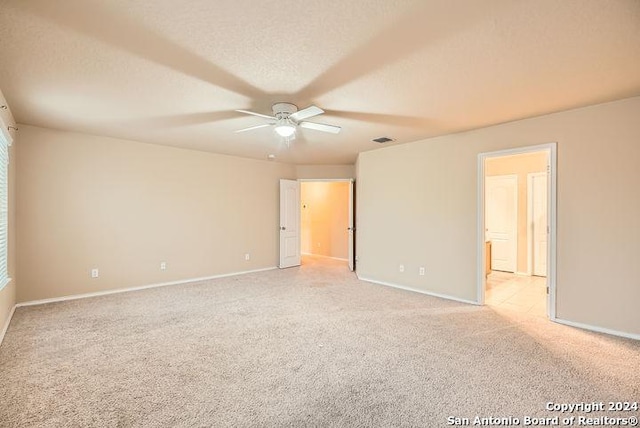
235, 103, 341, 138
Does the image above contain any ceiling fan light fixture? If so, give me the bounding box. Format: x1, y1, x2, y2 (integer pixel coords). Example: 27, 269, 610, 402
274, 122, 296, 138
236, 104, 339, 137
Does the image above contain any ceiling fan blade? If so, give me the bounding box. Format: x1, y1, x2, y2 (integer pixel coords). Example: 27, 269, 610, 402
235, 123, 274, 133
235, 109, 276, 120
290, 105, 324, 122
299, 121, 341, 134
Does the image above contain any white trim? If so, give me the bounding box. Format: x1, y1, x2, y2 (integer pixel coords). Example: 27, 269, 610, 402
548, 145, 557, 319
16, 267, 277, 308
0, 304, 16, 347
297, 178, 355, 182
477, 156, 486, 306
553, 317, 640, 341
348, 179, 355, 272
357, 274, 479, 306
477, 143, 557, 320
301, 252, 348, 262
526, 173, 533, 277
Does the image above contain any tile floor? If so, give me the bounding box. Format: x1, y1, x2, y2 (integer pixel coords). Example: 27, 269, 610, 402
486, 271, 547, 317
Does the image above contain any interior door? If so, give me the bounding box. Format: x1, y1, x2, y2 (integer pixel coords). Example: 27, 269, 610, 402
279, 179, 301, 268
347, 180, 355, 271
485, 175, 518, 273
531, 173, 548, 276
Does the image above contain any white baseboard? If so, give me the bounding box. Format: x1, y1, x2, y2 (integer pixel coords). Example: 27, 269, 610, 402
553, 317, 640, 341
16, 266, 278, 308
0, 304, 16, 348
357, 276, 638, 341
10, 267, 637, 343
357, 275, 479, 306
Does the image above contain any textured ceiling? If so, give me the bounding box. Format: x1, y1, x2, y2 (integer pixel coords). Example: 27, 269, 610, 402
0, 0, 639, 164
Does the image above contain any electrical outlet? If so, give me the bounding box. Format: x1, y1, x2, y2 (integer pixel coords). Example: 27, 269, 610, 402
419, 267, 425, 276
245, 253, 250, 261
91, 268, 99, 278
399, 264, 405, 273
160, 262, 167, 270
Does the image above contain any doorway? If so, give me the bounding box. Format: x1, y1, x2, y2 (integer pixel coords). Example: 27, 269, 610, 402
279, 179, 355, 271
299, 179, 354, 270
478, 144, 556, 319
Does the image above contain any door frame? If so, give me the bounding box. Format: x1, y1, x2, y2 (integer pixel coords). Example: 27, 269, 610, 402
527, 172, 547, 277
476, 143, 557, 319
485, 174, 518, 273
298, 178, 356, 270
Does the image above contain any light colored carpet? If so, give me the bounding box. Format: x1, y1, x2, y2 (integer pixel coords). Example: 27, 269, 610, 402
1, 255, 639, 427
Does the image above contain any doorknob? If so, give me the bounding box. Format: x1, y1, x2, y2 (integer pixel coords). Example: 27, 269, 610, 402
280, 226, 286, 230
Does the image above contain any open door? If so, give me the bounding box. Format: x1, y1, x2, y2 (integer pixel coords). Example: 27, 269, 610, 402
279, 179, 301, 269
529, 173, 548, 277
485, 175, 518, 273
348, 180, 355, 271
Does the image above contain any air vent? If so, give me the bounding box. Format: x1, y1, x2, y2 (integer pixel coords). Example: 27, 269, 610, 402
372, 136, 393, 143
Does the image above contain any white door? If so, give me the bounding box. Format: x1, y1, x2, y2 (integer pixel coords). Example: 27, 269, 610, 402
531, 173, 548, 276
279, 179, 301, 268
348, 180, 355, 271
485, 175, 518, 273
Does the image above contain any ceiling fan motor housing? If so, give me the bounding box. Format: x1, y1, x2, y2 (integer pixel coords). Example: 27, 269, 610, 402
272, 102, 298, 120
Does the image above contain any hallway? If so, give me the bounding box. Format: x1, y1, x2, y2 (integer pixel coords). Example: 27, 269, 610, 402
486, 271, 547, 318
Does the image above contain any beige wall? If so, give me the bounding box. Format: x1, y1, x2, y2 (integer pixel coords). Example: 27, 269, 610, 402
485, 152, 548, 273
356, 96, 640, 335
16, 125, 295, 302
296, 164, 354, 180
301, 181, 349, 259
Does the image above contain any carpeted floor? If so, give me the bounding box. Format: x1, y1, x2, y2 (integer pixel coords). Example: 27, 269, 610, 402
1, 255, 639, 427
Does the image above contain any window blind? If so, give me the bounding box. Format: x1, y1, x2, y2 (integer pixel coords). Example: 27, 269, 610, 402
0, 131, 8, 289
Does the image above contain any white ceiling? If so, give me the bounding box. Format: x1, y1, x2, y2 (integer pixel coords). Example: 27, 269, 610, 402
1, 0, 639, 164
